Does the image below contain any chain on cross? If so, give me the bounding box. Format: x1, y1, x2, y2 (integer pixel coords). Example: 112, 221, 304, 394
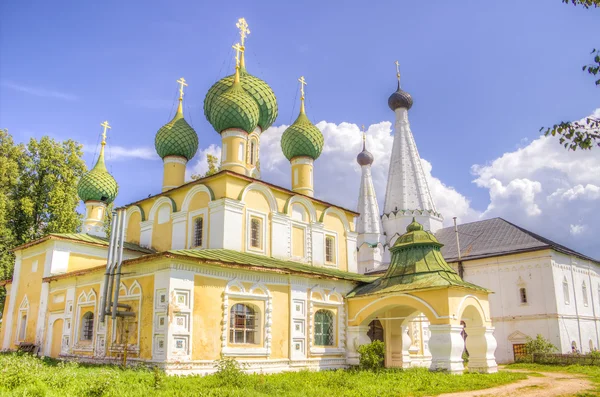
100, 121, 111, 144
176, 77, 188, 100
236, 18, 250, 47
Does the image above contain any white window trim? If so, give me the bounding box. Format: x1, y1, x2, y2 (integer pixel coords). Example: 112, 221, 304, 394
323, 231, 339, 268
308, 287, 345, 355
563, 277, 570, 305
246, 209, 267, 255
187, 208, 208, 249
16, 296, 29, 343
73, 290, 97, 351
238, 142, 244, 162
221, 280, 272, 357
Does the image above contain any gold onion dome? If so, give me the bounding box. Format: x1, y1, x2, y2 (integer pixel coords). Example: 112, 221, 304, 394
77, 122, 119, 204
204, 65, 278, 132
155, 78, 199, 161
281, 77, 324, 161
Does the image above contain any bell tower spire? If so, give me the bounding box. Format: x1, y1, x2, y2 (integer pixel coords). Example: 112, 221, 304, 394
382, 61, 442, 241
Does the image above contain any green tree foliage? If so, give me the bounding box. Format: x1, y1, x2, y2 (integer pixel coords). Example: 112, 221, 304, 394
524, 334, 557, 362
191, 154, 220, 180
543, 0, 599, 150
0, 130, 86, 312
357, 340, 385, 371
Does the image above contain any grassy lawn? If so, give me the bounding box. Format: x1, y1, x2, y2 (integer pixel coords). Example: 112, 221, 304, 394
0, 353, 529, 397
507, 363, 600, 397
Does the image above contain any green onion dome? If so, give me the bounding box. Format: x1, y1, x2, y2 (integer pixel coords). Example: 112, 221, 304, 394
155, 101, 199, 161
281, 104, 324, 161
77, 146, 118, 204
204, 66, 278, 132
207, 70, 260, 133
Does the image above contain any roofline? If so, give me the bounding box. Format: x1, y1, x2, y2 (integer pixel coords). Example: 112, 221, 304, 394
348, 284, 489, 299
116, 169, 360, 216
445, 245, 600, 266
9, 234, 151, 255
38, 251, 372, 284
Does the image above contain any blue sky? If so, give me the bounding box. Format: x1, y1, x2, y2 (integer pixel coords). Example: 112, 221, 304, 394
1, 0, 599, 256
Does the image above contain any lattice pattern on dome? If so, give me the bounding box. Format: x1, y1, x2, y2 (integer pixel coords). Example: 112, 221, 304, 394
77, 167, 118, 204
155, 115, 199, 160
281, 112, 324, 161
204, 68, 278, 131
209, 83, 259, 133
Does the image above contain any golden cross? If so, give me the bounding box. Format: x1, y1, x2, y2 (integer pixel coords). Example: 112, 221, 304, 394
394, 60, 401, 83
232, 43, 244, 67
100, 121, 111, 144
236, 18, 250, 47
176, 77, 188, 100
298, 76, 307, 99
362, 125, 366, 145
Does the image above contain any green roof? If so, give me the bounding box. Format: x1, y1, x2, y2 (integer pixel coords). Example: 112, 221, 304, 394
204, 67, 278, 131
50, 233, 155, 254
207, 78, 260, 134
348, 220, 488, 297
157, 249, 375, 283
155, 103, 199, 160
77, 147, 118, 204
281, 110, 324, 161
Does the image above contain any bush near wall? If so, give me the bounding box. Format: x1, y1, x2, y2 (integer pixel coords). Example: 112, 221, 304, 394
533, 351, 600, 366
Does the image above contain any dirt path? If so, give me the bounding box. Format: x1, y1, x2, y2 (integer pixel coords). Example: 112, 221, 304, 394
437, 369, 594, 397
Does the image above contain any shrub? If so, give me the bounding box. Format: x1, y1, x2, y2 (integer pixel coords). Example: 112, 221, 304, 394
213, 355, 248, 387
524, 334, 556, 362
357, 340, 385, 371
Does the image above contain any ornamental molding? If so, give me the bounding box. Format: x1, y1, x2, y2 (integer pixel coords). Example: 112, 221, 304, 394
221, 129, 249, 139
291, 157, 314, 166
163, 156, 188, 165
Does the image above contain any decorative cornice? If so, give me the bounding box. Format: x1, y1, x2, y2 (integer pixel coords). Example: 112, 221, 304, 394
221, 129, 249, 139
164, 156, 188, 165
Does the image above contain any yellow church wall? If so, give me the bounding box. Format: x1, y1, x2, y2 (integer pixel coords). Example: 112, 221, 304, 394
192, 275, 227, 360
292, 226, 305, 258
126, 211, 141, 245
151, 213, 173, 252
47, 291, 66, 313
9, 250, 46, 347
67, 253, 106, 273
323, 212, 348, 271
267, 284, 290, 359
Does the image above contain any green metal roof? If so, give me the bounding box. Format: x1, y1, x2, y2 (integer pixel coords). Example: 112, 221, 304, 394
281, 110, 324, 161
155, 103, 199, 160
77, 148, 118, 204
46, 233, 154, 254
207, 79, 260, 134
160, 249, 375, 283
204, 67, 278, 131
348, 219, 489, 297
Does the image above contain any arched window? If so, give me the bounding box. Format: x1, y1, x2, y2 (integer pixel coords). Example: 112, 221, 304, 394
314, 309, 334, 346
81, 311, 94, 341
367, 319, 384, 342
563, 277, 570, 305
230, 304, 257, 344
519, 287, 528, 304
250, 140, 257, 165
583, 282, 589, 307
193, 217, 203, 247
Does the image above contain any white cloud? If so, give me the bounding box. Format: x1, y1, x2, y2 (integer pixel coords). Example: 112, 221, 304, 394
83, 143, 159, 161
1, 81, 78, 101
187, 144, 222, 180
570, 224, 587, 236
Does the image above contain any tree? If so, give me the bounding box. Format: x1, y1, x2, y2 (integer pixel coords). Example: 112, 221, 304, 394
0, 131, 86, 312
524, 334, 557, 362
543, 0, 599, 150
191, 154, 220, 180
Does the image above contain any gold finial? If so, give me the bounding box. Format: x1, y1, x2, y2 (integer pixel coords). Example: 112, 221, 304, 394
298, 76, 307, 114
100, 121, 111, 146
176, 77, 188, 101
394, 60, 401, 85
236, 18, 250, 47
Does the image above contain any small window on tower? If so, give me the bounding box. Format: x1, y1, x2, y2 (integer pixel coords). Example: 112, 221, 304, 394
250, 140, 256, 165
519, 287, 527, 304
563, 277, 570, 305
193, 217, 203, 248
250, 217, 262, 249
325, 236, 335, 264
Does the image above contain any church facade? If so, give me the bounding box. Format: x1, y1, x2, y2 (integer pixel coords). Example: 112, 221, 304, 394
0, 18, 499, 375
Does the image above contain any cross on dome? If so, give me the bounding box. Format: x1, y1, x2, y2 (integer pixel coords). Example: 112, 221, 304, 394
176, 77, 188, 100
236, 17, 250, 47
395, 60, 401, 85
100, 121, 111, 145
232, 43, 244, 68
298, 76, 307, 99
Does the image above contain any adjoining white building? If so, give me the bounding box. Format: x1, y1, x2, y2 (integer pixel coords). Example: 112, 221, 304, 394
356, 66, 600, 364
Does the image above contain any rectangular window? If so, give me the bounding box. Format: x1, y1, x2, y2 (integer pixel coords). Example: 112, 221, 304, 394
325, 236, 335, 263
250, 141, 256, 165
18, 314, 27, 341
222, 143, 227, 161
519, 287, 527, 304
238, 142, 244, 161
563, 279, 570, 305
250, 217, 262, 249
193, 216, 203, 247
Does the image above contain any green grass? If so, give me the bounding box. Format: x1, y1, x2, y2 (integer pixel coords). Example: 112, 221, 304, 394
0, 353, 529, 397
507, 363, 600, 397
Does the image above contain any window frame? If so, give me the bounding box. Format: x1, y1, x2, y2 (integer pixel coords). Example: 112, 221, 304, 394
229, 303, 260, 345
187, 208, 208, 249
314, 309, 335, 347
324, 233, 338, 266
193, 216, 204, 248
80, 311, 94, 341
246, 209, 267, 254
519, 287, 528, 305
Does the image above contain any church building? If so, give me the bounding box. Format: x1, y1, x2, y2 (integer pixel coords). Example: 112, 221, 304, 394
0, 18, 500, 375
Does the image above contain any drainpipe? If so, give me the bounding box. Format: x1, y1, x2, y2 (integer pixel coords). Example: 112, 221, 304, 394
100, 211, 118, 323
569, 258, 583, 353
105, 211, 122, 317
111, 209, 127, 320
